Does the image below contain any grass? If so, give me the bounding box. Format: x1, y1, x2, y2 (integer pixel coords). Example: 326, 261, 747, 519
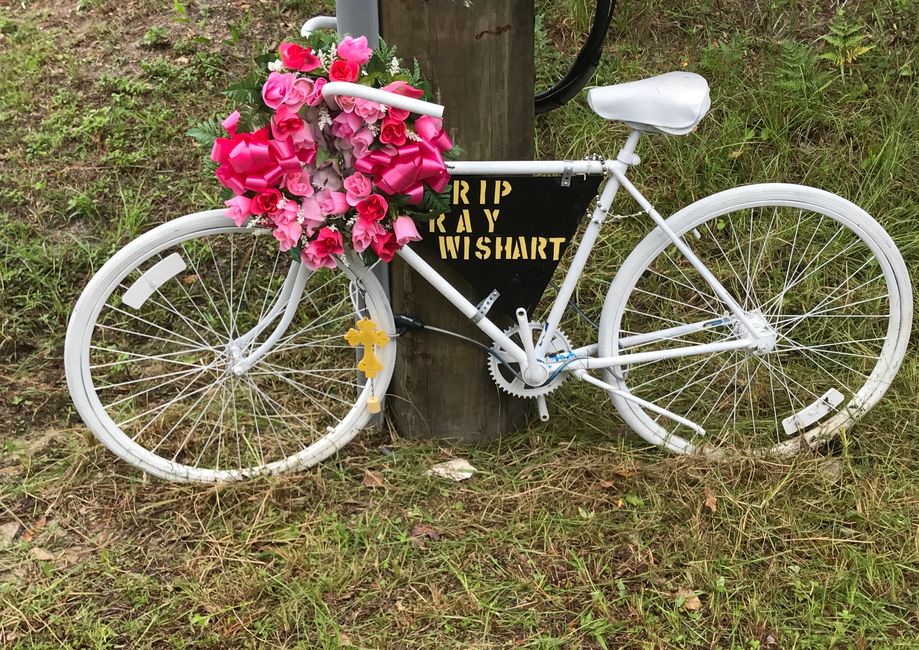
1, 0, 918, 647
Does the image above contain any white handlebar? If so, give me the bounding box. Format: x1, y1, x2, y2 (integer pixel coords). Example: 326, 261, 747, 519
321, 81, 445, 118
300, 16, 337, 37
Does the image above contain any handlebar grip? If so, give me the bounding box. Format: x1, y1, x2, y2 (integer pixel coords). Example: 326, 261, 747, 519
321, 81, 445, 118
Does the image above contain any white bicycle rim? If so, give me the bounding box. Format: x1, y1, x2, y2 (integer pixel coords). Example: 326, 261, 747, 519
598, 184, 912, 456
65, 210, 396, 482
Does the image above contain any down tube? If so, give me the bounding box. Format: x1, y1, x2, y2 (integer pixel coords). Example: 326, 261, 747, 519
394, 246, 529, 365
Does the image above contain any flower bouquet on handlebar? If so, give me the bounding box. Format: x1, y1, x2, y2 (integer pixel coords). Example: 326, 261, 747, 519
190, 32, 458, 269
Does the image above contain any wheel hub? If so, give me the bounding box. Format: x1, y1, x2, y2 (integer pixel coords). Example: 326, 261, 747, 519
732, 309, 777, 355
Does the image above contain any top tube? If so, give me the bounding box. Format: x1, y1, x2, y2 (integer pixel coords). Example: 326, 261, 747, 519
447, 160, 610, 176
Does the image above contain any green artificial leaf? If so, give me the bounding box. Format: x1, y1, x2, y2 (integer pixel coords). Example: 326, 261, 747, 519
186, 118, 225, 148
223, 69, 266, 106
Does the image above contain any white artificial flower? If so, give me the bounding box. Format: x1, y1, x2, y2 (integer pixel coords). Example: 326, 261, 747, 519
406, 130, 422, 142
388, 57, 401, 76
267, 59, 285, 72
317, 106, 333, 129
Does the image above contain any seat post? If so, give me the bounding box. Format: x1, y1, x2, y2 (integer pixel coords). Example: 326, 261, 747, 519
616, 130, 642, 168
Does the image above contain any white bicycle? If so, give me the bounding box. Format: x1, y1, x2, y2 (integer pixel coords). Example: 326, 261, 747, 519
65, 72, 913, 482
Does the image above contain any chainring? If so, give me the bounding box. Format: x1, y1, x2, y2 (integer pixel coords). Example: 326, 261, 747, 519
488, 324, 572, 398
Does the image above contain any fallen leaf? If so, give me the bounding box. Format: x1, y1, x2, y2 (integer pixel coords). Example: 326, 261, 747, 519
409, 522, 440, 543
676, 587, 702, 611
362, 470, 385, 488
20, 530, 33, 543
30, 547, 54, 562
0, 521, 20, 544
703, 488, 718, 513
426, 458, 476, 482
598, 479, 616, 489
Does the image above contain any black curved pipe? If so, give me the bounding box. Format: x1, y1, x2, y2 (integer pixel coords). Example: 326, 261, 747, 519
535, 0, 616, 114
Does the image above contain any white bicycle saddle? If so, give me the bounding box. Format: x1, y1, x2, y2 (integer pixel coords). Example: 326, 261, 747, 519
587, 72, 711, 135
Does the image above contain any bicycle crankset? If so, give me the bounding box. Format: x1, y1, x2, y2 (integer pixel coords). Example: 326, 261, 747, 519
488, 324, 572, 398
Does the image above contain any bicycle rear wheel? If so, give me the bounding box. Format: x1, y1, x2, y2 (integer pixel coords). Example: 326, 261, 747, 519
65, 210, 395, 482
599, 184, 911, 455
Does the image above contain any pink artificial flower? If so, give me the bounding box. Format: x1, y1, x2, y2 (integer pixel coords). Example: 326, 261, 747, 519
370, 230, 399, 262
316, 189, 349, 216
356, 193, 388, 222
279, 42, 321, 72
348, 128, 375, 159
353, 98, 385, 124
271, 105, 314, 146
284, 169, 314, 197
300, 197, 325, 236
284, 77, 315, 111
380, 80, 424, 99
379, 81, 423, 121
378, 117, 407, 146
351, 217, 386, 252
343, 172, 372, 206
414, 115, 453, 152
336, 35, 372, 65
261, 72, 295, 110
301, 227, 344, 270
392, 216, 422, 246
252, 188, 284, 215
335, 94, 357, 113
222, 111, 240, 134
329, 59, 360, 83
305, 77, 327, 107
331, 111, 363, 140
224, 194, 252, 226
211, 122, 302, 194
271, 202, 302, 252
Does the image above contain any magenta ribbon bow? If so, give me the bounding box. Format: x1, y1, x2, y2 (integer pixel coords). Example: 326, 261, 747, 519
213, 130, 302, 195
355, 139, 450, 205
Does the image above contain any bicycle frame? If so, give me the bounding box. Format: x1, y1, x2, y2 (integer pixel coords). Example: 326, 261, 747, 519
231, 130, 769, 408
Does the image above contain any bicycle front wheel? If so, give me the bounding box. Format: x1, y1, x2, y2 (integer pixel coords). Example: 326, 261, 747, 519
599, 184, 911, 456
65, 210, 395, 482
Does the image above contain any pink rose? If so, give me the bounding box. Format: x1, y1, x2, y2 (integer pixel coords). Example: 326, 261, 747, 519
351, 217, 386, 253
378, 117, 406, 146
224, 194, 253, 226
356, 193, 388, 222
379, 81, 423, 122
284, 170, 314, 197
329, 59, 359, 83
350, 128, 375, 159
253, 188, 284, 215
316, 189, 349, 216
381, 80, 424, 99
335, 94, 357, 113
271, 202, 302, 252
300, 197, 325, 236
279, 42, 320, 72
392, 216, 422, 246
261, 72, 295, 110
343, 172, 372, 206
370, 231, 399, 262
336, 35, 372, 65
284, 77, 315, 111
271, 105, 313, 146
301, 227, 344, 270
305, 77, 327, 107
353, 98, 384, 124
331, 111, 363, 140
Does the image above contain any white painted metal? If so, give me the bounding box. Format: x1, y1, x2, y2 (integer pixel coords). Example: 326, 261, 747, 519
598, 184, 912, 455
448, 160, 607, 176
301, 15, 337, 37
65, 210, 396, 482
782, 388, 845, 436
121, 252, 186, 309
322, 81, 444, 118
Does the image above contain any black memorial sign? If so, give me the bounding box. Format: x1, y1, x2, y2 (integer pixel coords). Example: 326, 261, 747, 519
417, 174, 603, 320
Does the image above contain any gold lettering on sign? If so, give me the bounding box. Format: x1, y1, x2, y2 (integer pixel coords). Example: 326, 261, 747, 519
433, 179, 569, 263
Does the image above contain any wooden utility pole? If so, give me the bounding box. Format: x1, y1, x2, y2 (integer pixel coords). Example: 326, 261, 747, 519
380, 0, 535, 443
